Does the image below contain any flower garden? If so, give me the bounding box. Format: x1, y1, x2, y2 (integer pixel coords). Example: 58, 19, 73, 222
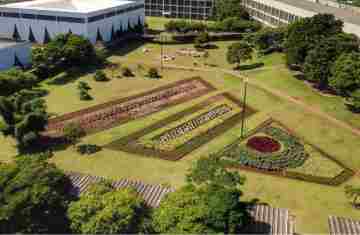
217, 119, 354, 186
106, 93, 256, 160
43, 77, 215, 137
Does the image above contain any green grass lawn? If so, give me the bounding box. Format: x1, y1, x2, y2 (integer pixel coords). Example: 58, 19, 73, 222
1, 17, 360, 233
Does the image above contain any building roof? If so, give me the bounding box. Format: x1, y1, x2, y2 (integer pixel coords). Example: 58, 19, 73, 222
243, 204, 295, 234
66, 171, 175, 208
328, 216, 360, 235
67, 172, 295, 234
272, 0, 360, 25
1, 0, 134, 13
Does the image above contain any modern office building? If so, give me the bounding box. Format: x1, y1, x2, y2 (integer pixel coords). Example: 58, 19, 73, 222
241, 0, 360, 37
0, 37, 31, 70
144, 0, 214, 20
0, 0, 145, 44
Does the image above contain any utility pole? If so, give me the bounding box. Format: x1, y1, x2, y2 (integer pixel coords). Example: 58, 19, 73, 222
241, 77, 248, 138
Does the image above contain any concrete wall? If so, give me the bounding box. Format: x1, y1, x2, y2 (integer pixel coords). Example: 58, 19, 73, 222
0, 42, 31, 70
0, 1, 145, 44
242, 0, 360, 38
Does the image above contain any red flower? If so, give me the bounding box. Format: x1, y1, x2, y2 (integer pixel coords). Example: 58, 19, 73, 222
246, 136, 281, 153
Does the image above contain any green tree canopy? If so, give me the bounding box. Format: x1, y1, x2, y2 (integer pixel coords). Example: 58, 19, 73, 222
153, 156, 248, 234
152, 184, 249, 234
330, 52, 360, 94
67, 182, 146, 234
285, 14, 343, 66
62, 122, 85, 145
213, 0, 250, 21
0, 158, 71, 233
304, 34, 359, 90
187, 155, 245, 188
254, 27, 286, 52
227, 41, 253, 68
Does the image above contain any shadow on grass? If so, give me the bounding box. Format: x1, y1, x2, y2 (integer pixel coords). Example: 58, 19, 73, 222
234, 62, 264, 71
46, 66, 100, 86
109, 39, 147, 57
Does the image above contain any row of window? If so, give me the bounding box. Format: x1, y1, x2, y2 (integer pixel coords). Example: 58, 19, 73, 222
247, 8, 288, 26
146, 10, 209, 19
243, 0, 300, 23
146, 5, 211, 13
0, 4, 144, 24
145, 0, 213, 7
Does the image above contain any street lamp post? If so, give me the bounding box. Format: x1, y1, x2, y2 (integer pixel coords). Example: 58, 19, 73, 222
160, 34, 164, 71
241, 77, 248, 138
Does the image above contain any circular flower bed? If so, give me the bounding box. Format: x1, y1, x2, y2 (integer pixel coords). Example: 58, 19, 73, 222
246, 136, 281, 153
221, 126, 309, 171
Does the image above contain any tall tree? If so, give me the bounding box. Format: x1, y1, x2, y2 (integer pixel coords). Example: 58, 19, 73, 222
0, 158, 71, 233
67, 182, 146, 234
304, 34, 359, 90
227, 41, 253, 68
330, 52, 360, 95
213, 0, 250, 21
285, 14, 343, 66
152, 156, 248, 234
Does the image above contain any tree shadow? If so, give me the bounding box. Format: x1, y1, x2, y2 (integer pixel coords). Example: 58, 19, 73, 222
109, 39, 146, 57
235, 62, 264, 71
46, 66, 100, 86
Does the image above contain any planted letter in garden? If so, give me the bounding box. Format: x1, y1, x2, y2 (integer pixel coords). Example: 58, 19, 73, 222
106, 93, 256, 160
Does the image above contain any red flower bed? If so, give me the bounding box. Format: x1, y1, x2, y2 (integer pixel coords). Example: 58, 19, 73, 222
246, 136, 281, 153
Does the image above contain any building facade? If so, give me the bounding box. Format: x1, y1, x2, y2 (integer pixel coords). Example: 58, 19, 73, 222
0, 0, 145, 44
241, 0, 360, 37
144, 0, 213, 20
0, 38, 31, 70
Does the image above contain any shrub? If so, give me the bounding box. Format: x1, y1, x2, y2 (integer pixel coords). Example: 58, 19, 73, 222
76, 144, 102, 155
63, 122, 85, 144
147, 67, 160, 79
79, 89, 92, 100
94, 70, 108, 82
77, 81, 91, 90
194, 32, 211, 49
122, 66, 134, 77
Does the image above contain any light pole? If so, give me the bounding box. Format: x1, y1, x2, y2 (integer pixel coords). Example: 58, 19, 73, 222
241, 77, 248, 138
160, 34, 164, 71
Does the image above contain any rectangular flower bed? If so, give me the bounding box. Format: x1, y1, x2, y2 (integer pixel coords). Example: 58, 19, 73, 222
43, 77, 216, 137
105, 93, 256, 161
215, 119, 354, 186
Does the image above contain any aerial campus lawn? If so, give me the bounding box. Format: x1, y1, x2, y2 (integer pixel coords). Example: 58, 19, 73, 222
1, 17, 360, 233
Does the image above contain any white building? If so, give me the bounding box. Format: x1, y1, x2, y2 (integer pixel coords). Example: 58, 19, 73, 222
0, 38, 31, 70
0, 0, 145, 44
241, 0, 360, 38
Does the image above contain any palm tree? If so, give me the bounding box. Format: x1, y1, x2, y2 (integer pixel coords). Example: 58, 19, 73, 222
345, 185, 360, 208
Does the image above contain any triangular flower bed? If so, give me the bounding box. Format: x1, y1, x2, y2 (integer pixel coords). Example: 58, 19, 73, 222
216, 118, 354, 186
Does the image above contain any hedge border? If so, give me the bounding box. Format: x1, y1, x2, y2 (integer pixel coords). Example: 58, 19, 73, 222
105, 92, 257, 161
216, 118, 355, 186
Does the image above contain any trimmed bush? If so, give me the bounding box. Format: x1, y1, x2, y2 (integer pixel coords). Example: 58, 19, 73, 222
147, 67, 160, 79
94, 70, 108, 82
76, 144, 102, 155
122, 66, 134, 77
